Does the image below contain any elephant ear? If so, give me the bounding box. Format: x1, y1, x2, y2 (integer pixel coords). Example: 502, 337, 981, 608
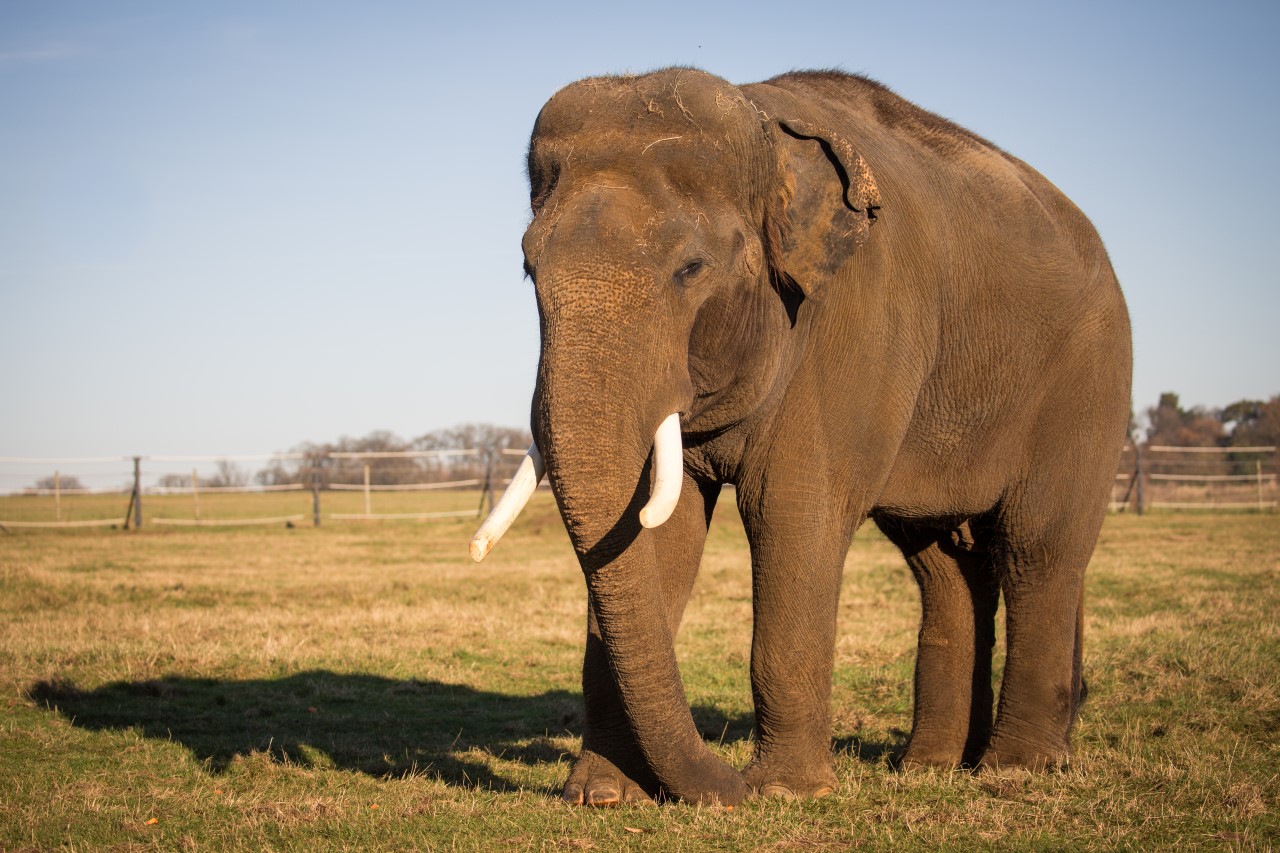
764, 118, 881, 300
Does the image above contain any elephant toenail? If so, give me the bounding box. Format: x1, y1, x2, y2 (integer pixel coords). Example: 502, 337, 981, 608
623, 787, 656, 805
759, 784, 797, 799
561, 784, 584, 805
586, 786, 621, 806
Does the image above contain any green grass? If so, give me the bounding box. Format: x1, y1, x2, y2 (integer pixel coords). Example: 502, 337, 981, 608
1, 498, 1277, 850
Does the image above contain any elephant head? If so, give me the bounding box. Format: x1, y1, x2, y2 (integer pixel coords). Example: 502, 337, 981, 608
470, 68, 880, 802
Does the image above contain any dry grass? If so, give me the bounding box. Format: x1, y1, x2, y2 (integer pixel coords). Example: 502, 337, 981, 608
1, 497, 1277, 850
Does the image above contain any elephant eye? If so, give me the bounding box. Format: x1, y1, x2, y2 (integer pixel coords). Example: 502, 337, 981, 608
674, 259, 705, 284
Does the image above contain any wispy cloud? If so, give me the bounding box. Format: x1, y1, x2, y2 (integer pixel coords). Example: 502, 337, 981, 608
0, 42, 82, 67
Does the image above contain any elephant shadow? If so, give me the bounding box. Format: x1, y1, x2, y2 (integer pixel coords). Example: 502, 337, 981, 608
29, 671, 845, 794
833, 732, 907, 766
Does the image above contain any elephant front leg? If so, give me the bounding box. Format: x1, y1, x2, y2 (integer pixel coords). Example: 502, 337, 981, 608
740, 511, 849, 799
563, 619, 661, 805
564, 476, 718, 806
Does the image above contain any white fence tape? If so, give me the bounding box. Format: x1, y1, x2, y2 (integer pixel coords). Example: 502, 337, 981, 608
0, 518, 123, 528
328, 510, 478, 521
151, 515, 307, 527
328, 479, 480, 492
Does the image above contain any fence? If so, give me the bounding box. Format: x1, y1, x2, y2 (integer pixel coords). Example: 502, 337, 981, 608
1111, 444, 1277, 513
0, 449, 535, 530
6, 441, 1274, 529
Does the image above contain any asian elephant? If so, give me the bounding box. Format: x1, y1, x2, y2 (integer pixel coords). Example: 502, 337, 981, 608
470, 68, 1132, 806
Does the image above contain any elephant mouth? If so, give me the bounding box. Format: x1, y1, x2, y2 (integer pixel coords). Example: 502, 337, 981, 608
469, 412, 684, 562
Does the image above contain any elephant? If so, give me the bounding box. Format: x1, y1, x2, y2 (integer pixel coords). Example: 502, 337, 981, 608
470, 68, 1132, 806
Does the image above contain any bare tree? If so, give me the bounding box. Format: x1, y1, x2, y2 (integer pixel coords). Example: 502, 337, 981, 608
413, 423, 531, 456
32, 474, 86, 491
247, 425, 533, 488
204, 459, 249, 488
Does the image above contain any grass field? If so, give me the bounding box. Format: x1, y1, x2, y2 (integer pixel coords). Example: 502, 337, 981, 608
1, 495, 1276, 850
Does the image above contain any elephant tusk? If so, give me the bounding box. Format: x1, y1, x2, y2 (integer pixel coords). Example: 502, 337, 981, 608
469, 444, 545, 562
638, 412, 683, 529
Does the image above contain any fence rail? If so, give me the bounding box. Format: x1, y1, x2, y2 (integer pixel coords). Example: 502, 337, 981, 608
151, 514, 309, 527
0, 449, 532, 530
1112, 444, 1277, 514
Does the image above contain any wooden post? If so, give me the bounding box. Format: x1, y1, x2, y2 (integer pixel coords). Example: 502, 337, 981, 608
54, 469, 62, 522
1134, 444, 1145, 516
192, 468, 201, 520
132, 456, 143, 529
1259, 459, 1266, 512
363, 463, 372, 517
1118, 471, 1138, 513
311, 462, 322, 528
486, 452, 494, 515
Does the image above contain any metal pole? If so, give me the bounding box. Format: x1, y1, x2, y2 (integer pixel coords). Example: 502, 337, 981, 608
132, 456, 143, 529
192, 468, 201, 520
54, 469, 61, 522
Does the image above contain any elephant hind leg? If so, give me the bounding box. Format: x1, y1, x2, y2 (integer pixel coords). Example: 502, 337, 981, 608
980, 488, 1104, 771
877, 516, 999, 769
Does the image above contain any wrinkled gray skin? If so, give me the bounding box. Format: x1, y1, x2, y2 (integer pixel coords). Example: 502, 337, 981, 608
520, 68, 1131, 806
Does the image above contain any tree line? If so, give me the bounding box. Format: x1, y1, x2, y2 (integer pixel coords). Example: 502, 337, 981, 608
253, 423, 533, 488
1135, 392, 1279, 477
1143, 393, 1280, 450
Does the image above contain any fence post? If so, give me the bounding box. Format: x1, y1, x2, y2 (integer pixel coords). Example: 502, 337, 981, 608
309, 453, 323, 527
1258, 459, 1266, 512
312, 470, 321, 527
477, 452, 493, 518
363, 463, 372, 517
54, 469, 61, 522
132, 456, 143, 529
487, 452, 495, 515
1134, 443, 1145, 516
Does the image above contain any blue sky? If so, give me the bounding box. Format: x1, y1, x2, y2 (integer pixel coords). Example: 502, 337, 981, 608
2, 1, 1277, 458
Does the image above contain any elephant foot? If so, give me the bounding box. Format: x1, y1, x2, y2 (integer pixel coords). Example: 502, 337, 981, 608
977, 735, 1070, 772
744, 758, 838, 800
898, 745, 962, 771
898, 727, 990, 770
562, 750, 655, 807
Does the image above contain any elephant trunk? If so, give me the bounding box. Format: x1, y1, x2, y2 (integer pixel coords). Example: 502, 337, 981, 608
582, 528, 750, 804
536, 393, 747, 803
517, 313, 747, 803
